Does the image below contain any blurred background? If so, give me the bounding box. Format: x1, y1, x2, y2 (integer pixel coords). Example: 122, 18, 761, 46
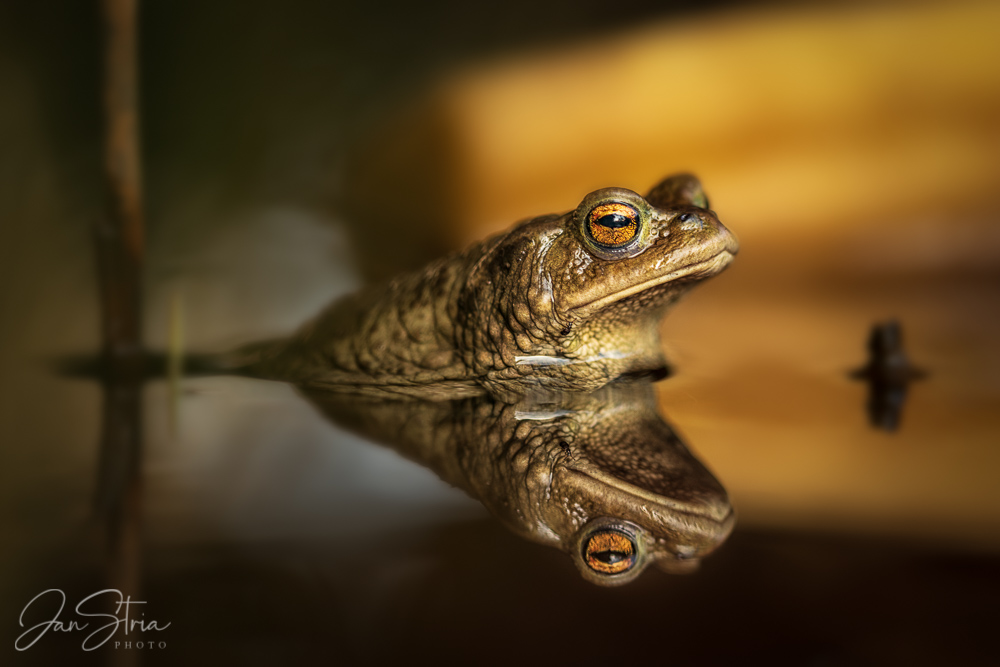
2, 0, 999, 664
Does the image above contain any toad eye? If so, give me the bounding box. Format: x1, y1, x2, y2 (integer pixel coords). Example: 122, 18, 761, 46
583, 529, 638, 575
586, 202, 640, 249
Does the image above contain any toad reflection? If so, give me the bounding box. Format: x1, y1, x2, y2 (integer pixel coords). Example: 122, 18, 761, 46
302, 381, 734, 585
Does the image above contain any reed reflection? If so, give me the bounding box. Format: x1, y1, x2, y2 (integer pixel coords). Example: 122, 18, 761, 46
302, 380, 734, 585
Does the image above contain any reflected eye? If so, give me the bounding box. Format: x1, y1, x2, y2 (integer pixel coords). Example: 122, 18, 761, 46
583, 529, 638, 575
586, 202, 640, 248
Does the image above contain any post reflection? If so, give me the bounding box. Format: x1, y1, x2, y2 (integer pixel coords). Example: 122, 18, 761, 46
851, 320, 927, 432
301, 380, 734, 585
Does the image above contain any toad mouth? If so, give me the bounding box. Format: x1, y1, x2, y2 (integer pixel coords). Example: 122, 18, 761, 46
566, 465, 735, 526
573, 249, 736, 317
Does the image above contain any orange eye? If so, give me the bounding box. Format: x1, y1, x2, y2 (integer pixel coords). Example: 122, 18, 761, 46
586, 202, 640, 248
583, 529, 637, 575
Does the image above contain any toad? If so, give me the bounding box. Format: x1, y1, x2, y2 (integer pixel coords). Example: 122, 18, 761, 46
236, 173, 737, 397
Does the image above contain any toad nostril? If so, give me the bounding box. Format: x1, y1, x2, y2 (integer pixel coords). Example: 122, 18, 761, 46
676, 212, 703, 229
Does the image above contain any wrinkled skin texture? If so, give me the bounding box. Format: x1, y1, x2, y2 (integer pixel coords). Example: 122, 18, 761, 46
238, 174, 738, 398
305, 380, 734, 585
